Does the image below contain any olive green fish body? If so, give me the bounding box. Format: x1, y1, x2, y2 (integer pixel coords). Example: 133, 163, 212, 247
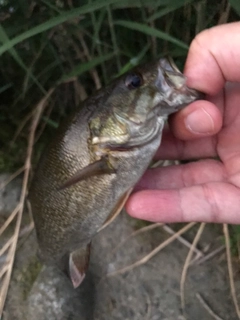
31, 104, 163, 263
30, 58, 201, 287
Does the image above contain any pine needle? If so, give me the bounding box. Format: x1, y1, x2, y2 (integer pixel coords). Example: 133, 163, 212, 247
107, 222, 196, 277
180, 222, 206, 313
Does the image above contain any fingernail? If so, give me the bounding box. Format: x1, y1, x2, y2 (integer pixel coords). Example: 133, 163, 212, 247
185, 108, 214, 134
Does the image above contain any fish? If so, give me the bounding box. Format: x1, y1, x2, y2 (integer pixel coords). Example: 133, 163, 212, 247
29, 57, 202, 288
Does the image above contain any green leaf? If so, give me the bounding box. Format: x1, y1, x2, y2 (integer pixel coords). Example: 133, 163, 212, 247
59, 52, 115, 83
42, 116, 59, 128
112, 0, 167, 9
116, 43, 150, 76
114, 20, 189, 50
148, 0, 194, 21
41, 0, 63, 13
0, 0, 121, 56
0, 25, 46, 95
229, 0, 240, 16
0, 83, 12, 94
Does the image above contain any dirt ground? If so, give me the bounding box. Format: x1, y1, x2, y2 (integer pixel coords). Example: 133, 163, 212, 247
1, 174, 240, 320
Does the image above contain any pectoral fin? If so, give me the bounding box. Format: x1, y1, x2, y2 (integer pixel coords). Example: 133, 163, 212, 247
58, 156, 116, 190
68, 243, 91, 288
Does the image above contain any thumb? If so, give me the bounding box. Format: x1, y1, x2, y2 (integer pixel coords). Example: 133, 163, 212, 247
168, 100, 222, 140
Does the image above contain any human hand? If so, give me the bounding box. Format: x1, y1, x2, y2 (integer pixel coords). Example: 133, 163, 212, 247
126, 22, 240, 224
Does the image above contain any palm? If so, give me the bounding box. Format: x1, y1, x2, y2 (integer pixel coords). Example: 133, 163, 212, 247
126, 22, 240, 224
216, 83, 240, 186
126, 83, 240, 224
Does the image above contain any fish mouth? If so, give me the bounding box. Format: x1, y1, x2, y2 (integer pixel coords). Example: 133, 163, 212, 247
160, 56, 181, 73
154, 57, 204, 116
157, 57, 187, 90
156, 57, 204, 101
168, 56, 180, 72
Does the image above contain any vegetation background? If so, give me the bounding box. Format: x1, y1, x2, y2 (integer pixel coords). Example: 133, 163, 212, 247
0, 0, 240, 317
0, 0, 239, 172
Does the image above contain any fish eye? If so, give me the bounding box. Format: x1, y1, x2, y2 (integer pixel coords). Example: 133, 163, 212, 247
125, 73, 143, 89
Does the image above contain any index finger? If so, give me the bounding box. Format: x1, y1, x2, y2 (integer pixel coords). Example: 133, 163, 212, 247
184, 22, 240, 94
126, 182, 240, 224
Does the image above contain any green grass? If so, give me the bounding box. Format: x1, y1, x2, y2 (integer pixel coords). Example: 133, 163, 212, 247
229, 225, 240, 258
0, 0, 239, 171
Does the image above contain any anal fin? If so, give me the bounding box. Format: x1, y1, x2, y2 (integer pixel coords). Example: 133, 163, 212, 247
68, 243, 91, 288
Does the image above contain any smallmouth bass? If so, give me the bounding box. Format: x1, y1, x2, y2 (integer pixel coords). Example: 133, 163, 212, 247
29, 58, 202, 288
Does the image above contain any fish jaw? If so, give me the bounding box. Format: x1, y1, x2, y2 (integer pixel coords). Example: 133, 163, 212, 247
153, 57, 203, 117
